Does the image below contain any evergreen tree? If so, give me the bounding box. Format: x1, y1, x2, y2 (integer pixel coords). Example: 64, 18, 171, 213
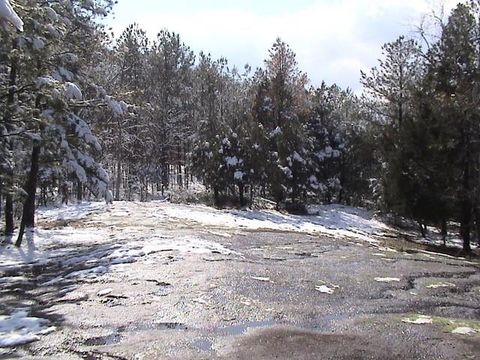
427, 3, 480, 251
261, 39, 309, 208
0, 0, 115, 244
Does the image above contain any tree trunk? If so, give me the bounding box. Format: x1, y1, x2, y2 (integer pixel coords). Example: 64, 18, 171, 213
441, 218, 447, 248
249, 185, 255, 209
76, 180, 83, 202
5, 194, 14, 235
460, 155, 472, 252
177, 164, 183, 188
115, 161, 121, 201
418, 221, 426, 238
239, 184, 245, 207
3, 39, 18, 236
474, 206, 480, 245
16, 145, 40, 247
213, 187, 220, 207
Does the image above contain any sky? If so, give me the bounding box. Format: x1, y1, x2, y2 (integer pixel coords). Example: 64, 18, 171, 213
107, 0, 462, 91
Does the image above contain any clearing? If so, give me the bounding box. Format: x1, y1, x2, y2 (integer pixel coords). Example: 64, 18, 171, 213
0, 201, 479, 359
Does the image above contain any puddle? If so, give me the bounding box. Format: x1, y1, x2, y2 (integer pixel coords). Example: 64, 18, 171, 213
304, 313, 354, 332
156, 322, 188, 330
219, 320, 280, 336
118, 322, 188, 333
84, 333, 122, 346
192, 339, 214, 352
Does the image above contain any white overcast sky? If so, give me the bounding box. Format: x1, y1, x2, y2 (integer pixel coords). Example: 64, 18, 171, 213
107, 0, 462, 91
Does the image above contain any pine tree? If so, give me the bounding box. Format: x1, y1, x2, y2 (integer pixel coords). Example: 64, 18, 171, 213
262, 39, 309, 208
0, 0, 116, 245
426, 3, 480, 251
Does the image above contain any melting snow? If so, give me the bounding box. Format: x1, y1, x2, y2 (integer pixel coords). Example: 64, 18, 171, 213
97, 288, 113, 297
402, 315, 433, 325
0, 310, 55, 348
375, 277, 401, 283
162, 203, 388, 244
426, 282, 456, 289
451, 327, 476, 335
315, 285, 335, 294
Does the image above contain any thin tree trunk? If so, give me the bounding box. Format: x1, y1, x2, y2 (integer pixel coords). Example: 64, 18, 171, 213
3, 38, 18, 236
177, 164, 183, 188
441, 218, 447, 248
5, 195, 14, 235
214, 187, 220, 207
418, 221, 426, 238
76, 180, 83, 202
115, 161, 121, 201
474, 207, 480, 245
249, 185, 254, 209
239, 184, 245, 207
460, 149, 472, 252
16, 145, 41, 247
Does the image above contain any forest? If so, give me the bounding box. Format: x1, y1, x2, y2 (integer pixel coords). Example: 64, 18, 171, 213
0, 0, 479, 253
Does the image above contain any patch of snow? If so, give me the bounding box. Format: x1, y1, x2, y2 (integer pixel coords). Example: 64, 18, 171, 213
250, 276, 271, 282
0, 333, 39, 347
0, 0, 24, 32
58, 291, 88, 302
270, 126, 282, 137
315, 285, 335, 294
44, 266, 107, 286
281, 166, 293, 179
45, 7, 58, 21
36, 76, 58, 87
225, 156, 239, 167
375, 277, 401, 283
32, 38, 45, 50
64, 82, 82, 100
451, 327, 476, 335
402, 315, 433, 325
162, 202, 386, 244
37, 202, 107, 222
234, 171, 245, 181
0, 310, 54, 348
426, 282, 456, 289
97, 288, 113, 297
292, 151, 305, 164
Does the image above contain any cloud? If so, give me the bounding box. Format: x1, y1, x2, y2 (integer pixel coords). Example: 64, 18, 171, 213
110, 0, 465, 91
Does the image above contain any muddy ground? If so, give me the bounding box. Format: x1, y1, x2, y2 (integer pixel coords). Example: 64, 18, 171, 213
0, 203, 479, 359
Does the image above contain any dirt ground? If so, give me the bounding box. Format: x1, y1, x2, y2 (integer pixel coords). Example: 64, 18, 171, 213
0, 203, 479, 359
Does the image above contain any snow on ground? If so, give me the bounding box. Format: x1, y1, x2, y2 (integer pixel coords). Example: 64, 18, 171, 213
375, 277, 401, 283
162, 202, 391, 244
0, 310, 55, 348
402, 315, 433, 325
6, 199, 471, 277
0, 227, 107, 268
41, 201, 393, 245
37, 202, 107, 222
1, 201, 395, 272
452, 327, 476, 335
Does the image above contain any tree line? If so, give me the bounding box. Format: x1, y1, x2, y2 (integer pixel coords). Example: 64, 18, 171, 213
1, 1, 479, 252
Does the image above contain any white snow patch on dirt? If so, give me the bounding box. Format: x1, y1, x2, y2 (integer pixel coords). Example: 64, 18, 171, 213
0, 310, 55, 348
315, 285, 335, 294
451, 326, 476, 335
162, 202, 388, 244
402, 315, 433, 325
375, 277, 401, 283
426, 282, 456, 289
